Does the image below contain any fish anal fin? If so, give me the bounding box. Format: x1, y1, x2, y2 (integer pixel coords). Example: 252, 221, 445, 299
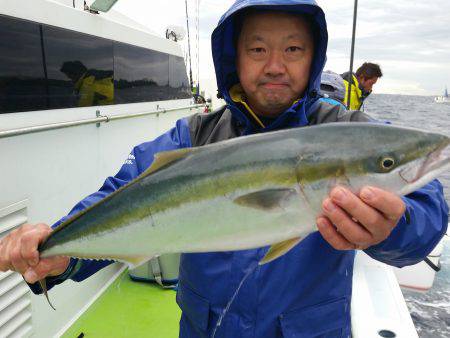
259, 237, 302, 265
142, 148, 193, 177
111, 255, 153, 269
65, 253, 153, 269
233, 188, 297, 211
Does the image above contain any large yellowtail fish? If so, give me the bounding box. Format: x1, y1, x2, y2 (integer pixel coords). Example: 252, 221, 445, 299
38, 123, 449, 306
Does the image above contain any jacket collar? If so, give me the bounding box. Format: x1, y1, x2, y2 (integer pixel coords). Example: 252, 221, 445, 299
228, 84, 311, 134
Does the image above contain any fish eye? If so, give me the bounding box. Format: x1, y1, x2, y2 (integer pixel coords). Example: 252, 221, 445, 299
379, 156, 396, 171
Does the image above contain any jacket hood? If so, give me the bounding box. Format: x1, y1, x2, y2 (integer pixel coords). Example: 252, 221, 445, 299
211, 0, 328, 125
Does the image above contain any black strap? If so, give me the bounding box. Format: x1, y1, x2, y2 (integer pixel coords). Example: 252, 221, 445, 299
423, 257, 441, 272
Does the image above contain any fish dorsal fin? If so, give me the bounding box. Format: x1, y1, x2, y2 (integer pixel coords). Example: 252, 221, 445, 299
142, 148, 194, 177
233, 188, 297, 211
259, 237, 302, 265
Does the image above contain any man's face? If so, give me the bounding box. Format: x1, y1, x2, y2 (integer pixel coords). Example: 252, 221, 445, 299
236, 12, 314, 117
359, 76, 378, 93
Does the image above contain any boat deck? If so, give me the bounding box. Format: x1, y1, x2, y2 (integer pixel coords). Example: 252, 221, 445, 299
62, 271, 181, 338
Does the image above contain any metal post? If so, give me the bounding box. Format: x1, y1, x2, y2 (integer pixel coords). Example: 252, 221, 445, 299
185, 0, 194, 92
347, 0, 358, 110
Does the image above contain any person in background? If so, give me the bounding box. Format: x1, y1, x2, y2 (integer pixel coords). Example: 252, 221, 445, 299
60, 61, 114, 107
0, 1, 447, 337
319, 70, 347, 108
341, 62, 383, 110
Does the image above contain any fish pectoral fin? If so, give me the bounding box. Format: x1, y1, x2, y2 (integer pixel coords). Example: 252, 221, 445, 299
233, 188, 297, 211
259, 237, 302, 265
142, 148, 194, 176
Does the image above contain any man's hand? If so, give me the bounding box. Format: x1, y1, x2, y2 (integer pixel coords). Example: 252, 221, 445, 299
0, 223, 70, 284
316, 186, 406, 250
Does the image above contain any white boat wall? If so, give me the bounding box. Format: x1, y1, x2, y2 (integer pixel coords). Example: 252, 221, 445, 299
393, 230, 448, 292
0, 0, 201, 336
352, 252, 418, 338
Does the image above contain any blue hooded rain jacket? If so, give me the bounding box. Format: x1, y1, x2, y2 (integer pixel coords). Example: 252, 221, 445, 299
31, 1, 448, 337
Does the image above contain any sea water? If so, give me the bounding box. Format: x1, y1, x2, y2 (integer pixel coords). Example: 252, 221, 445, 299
365, 94, 450, 337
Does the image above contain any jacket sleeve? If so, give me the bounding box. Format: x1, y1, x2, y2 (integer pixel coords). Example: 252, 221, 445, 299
364, 179, 449, 267
29, 118, 192, 294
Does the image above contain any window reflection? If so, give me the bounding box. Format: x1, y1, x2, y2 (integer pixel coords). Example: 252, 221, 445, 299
0, 15, 192, 114
114, 42, 169, 104
0, 15, 47, 113
169, 55, 191, 100
60, 61, 113, 107
43, 25, 114, 109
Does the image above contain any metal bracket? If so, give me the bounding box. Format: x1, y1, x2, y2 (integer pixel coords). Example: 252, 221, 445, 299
156, 104, 167, 117
96, 110, 101, 127
90, 0, 119, 13
96, 110, 109, 127
149, 258, 176, 290
84, 1, 99, 14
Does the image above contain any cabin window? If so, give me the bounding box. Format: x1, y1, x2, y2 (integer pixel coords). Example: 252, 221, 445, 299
169, 55, 192, 100
0, 15, 192, 114
42, 26, 114, 109
0, 15, 47, 113
114, 42, 169, 104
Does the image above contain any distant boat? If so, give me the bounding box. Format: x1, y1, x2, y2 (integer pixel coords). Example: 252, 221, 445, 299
435, 87, 450, 104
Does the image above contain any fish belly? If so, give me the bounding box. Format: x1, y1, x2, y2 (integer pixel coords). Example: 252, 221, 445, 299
41, 187, 320, 265
150, 192, 318, 254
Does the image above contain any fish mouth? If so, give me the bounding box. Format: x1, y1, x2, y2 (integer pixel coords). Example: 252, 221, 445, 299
399, 141, 450, 195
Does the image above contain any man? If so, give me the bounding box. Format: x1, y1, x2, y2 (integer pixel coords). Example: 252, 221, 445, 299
60, 60, 114, 107
0, 1, 447, 337
341, 62, 383, 110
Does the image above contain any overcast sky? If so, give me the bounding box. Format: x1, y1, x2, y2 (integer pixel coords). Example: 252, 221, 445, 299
113, 0, 450, 96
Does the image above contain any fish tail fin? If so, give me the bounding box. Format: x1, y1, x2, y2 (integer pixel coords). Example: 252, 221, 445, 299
39, 279, 56, 311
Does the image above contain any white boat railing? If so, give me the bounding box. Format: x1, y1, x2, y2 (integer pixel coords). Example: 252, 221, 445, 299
0, 104, 205, 139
